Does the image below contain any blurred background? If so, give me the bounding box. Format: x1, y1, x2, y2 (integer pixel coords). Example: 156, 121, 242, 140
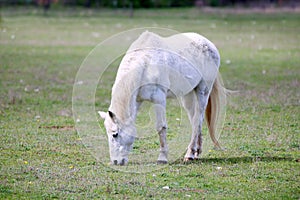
1, 0, 299, 11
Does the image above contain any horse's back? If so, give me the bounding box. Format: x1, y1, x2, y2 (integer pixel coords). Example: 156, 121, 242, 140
163, 32, 220, 68
173, 32, 219, 65
165, 32, 220, 92
126, 31, 220, 70
117, 31, 220, 97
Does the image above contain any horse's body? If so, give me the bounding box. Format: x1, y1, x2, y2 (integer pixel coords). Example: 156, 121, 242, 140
99, 31, 226, 165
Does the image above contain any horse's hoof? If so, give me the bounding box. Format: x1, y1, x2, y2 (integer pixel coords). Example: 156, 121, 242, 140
183, 157, 194, 162
157, 160, 168, 165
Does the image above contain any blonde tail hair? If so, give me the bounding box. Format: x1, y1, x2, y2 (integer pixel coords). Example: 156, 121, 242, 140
205, 73, 226, 149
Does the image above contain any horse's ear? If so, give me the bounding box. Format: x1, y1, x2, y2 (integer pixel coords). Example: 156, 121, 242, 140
108, 111, 118, 124
98, 111, 107, 119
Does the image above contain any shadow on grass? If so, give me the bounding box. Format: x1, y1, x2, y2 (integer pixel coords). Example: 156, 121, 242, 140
174, 156, 297, 165
101, 156, 298, 174
123, 156, 296, 167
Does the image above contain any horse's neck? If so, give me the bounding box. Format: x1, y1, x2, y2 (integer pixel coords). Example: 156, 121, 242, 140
109, 58, 144, 124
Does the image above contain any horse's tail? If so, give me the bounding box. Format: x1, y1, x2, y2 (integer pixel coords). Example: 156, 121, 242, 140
206, 72, 226, 149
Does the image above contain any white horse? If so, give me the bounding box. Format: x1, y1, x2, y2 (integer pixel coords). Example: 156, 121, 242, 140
99, 31, 226, 165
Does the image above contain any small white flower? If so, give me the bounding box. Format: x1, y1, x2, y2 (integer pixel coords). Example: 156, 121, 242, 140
35, 115, 41, 120
162, 186, 170, 190
216, 166, 222, 170
76, 118, 80, 123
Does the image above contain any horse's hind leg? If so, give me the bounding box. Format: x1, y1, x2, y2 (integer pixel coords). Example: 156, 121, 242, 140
182, 81, 209, 161
194, 82, 210, 159
182, 90, 199, 161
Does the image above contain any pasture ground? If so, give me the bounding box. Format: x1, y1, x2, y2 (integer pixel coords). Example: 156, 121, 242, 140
0, 7, 299, 199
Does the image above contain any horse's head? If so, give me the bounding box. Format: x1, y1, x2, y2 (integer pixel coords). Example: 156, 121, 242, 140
98, 111, 136, 165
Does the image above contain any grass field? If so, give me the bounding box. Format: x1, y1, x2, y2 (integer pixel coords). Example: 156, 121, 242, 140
0, 7, 299, 199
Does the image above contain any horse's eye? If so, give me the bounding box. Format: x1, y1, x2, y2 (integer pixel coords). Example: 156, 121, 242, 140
112, 132, 118, 138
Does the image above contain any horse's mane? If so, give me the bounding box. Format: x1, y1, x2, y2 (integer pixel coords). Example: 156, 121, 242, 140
109, 31, 164, 124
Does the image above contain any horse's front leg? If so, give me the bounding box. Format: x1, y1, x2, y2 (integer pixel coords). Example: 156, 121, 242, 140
157, 125, 168, 164
153, 94, 168, 164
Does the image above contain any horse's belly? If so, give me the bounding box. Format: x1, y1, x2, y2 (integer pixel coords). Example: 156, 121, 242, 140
168, 66, 201, 96
163, 51, 203, 96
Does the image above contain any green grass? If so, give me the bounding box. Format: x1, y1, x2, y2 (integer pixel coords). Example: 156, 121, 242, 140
0, 7, 299, 199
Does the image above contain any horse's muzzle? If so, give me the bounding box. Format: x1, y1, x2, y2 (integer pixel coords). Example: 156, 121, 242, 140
113, 158, 127, 166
